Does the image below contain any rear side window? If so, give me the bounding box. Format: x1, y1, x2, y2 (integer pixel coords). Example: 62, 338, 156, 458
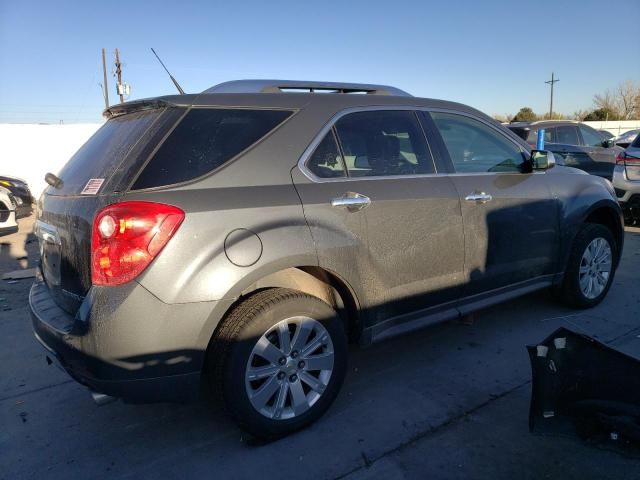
334, 111, 433, 177
132, 108, 293, 189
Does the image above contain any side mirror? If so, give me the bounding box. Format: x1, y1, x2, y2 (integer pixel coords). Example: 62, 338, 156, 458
530, 150, 556, 171
602, 139, 615, 148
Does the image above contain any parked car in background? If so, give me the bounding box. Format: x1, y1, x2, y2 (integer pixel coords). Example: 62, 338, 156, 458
598, 129, 615, 140
0, 186, 19, 236
613, 129, 639, 149
31, 80, 623, 439
613, 134, 640, 224
0, 175, 33, 218
508, 120, 623, 179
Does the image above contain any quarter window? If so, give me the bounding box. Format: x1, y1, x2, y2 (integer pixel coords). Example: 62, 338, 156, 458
334, 111, 433, 177
133, 108, 293, 189
430, 112, 525, 173
306, 131, 346, 178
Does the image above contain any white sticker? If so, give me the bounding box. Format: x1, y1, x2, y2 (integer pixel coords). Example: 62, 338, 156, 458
81, 178, 105, 195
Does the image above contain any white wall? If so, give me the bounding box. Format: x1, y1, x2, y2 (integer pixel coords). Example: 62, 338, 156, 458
0, 123, 102, 198
583, 120, 640, 136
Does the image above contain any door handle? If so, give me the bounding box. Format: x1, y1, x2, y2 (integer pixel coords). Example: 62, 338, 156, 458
464, 192, 493, 203
331, 193, 371, 211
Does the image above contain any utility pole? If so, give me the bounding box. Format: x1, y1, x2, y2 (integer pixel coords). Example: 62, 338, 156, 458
545, 72, 560, 119
114, 48, 124, 103
101, 48, 110, 109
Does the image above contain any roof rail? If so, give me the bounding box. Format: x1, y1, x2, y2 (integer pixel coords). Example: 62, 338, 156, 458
202, 79, 412, 97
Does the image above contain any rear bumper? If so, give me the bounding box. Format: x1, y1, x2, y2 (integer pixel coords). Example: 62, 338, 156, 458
612, 165, 640, 204
29, 278, 217, 403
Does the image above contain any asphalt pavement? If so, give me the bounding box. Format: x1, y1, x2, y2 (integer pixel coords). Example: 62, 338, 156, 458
1, 217, 639, 480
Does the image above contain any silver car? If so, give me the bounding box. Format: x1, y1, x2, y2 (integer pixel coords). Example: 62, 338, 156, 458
613, 133, 640, 223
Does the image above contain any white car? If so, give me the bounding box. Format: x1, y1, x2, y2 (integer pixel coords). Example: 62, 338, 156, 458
0, 186, 18, 236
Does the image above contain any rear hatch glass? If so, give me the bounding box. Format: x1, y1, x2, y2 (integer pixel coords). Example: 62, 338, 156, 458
51, 109, 168, 195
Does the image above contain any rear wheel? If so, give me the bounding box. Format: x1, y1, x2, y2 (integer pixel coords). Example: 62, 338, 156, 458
209, 288, 347, 439
559, 223, 617, 308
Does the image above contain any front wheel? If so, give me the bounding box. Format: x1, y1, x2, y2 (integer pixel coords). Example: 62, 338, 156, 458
209, 288, 347, 439
559, 223, 617, 308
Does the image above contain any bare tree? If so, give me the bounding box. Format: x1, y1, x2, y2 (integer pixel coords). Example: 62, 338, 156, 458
593, 80, 640, 120
617, 80, 640, 119
572, 109, 590, 121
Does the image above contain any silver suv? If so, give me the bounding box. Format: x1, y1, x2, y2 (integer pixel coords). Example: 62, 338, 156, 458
31, 80, 623, 438
613, 133, 640, 223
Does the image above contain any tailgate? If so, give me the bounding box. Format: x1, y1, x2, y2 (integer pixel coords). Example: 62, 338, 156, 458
35, 106, 183, 314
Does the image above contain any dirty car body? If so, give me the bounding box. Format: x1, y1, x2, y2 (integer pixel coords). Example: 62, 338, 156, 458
30, 80, 624, 437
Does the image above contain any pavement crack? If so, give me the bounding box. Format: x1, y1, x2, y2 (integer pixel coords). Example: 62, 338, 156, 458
0, 379, 75, 402
334, 380, 531, 480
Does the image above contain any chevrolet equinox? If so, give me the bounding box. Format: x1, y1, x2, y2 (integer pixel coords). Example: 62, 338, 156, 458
31, 80, 624, 438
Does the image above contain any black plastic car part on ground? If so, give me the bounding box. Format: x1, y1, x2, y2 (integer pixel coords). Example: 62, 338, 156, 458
528, 327, 640, 443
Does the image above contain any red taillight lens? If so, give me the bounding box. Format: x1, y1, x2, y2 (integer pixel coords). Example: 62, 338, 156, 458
91, 201, 184, 286
617, 152, 640, 165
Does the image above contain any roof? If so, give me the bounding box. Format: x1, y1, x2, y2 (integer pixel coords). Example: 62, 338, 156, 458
104, 79, 499, 128
508, 120, 580, 129
202, 79, 412, 97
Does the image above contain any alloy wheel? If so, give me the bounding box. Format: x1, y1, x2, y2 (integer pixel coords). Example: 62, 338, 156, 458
245, 316, 334, 420
578, 237, 612, 299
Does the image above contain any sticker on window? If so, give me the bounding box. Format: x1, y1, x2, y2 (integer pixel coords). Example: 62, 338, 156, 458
81, 178, 105, 195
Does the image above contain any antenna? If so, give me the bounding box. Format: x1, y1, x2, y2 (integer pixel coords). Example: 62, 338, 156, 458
150, 48, 185, 95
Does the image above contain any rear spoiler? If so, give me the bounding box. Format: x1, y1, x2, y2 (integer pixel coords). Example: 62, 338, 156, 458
102, 99, 177, 119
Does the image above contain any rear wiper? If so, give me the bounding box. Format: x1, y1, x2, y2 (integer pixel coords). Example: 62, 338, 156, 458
45, 172, 63, 189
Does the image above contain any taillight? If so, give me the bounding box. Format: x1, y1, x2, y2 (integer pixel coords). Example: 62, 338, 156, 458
617, 152, 640, 166
91, 201, 184, 286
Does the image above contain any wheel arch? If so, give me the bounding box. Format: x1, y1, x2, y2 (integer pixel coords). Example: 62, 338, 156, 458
204, 266, 362, 356
582, 201, 624, 266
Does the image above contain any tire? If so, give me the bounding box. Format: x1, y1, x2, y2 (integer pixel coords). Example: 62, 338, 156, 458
208, 288, 348, 439
559, 223, 617, 309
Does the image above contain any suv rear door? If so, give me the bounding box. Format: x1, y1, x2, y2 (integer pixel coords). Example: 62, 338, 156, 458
425, 111, 559, 302
292, 109, 464, 333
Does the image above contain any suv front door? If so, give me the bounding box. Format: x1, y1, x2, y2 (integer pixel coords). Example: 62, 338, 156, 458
425, 111, 560, 301
578, 124, 616, 179
292, 109, 465, 334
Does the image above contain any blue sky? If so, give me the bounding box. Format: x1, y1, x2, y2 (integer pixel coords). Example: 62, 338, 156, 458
1, 0, 638, 123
